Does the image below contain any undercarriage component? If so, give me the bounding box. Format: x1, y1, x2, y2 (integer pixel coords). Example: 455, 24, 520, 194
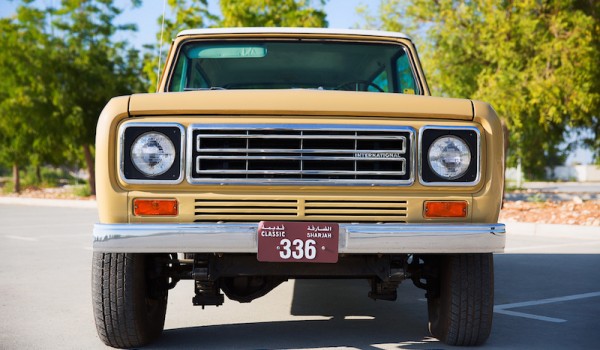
408, 254, 440, 298
192, 254, 224, 307
193, 280, 224, 308
206, 254, 406, 281
170, 254, 414, 306
368, 278, 401, 301
368, 256, 406, 301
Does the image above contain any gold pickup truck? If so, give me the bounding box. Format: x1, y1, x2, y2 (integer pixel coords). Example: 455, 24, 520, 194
92, 28, 505, 348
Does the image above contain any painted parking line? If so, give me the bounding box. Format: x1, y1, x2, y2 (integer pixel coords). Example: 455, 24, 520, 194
5, 235, 38, 242
494, 309, 566, 323
494, 291, 600, 323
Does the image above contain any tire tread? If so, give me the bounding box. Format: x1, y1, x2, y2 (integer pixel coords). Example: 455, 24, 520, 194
428, 253, 494, 346
92, 253, 165, 348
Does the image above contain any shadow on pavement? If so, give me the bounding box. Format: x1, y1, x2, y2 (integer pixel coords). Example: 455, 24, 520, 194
149, 254, 600, 349
152, 280, 437, 350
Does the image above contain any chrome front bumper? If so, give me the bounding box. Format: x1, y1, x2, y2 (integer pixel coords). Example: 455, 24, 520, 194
93, 223, 505, 254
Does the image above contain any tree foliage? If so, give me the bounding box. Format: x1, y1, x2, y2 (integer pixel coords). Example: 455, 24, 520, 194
1, 0, 330, 194
0, 0, 144, 193
143, 0, 328, 92
359, 0, 600, 178
219, 0, 328, 27
0, 4, 61, 192
142, 0, 217, 92
50, 0, 145, 194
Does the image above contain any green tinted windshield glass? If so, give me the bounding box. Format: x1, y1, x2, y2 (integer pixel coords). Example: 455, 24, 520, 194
168, 40, 420, 94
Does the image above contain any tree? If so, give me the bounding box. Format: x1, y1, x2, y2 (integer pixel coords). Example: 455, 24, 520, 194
50, 0, 144, 194
356, 0, 404, 33
219, 0, 328, 27
142, 0, 216, 92
0, 4, 62, 193
0, 0, 144, 194
359, 0, 600, 178
142, 0, 328, 92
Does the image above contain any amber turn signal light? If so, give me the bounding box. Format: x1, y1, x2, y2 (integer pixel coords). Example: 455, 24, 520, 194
133, 199, 178, 216
424, 201, 468, 218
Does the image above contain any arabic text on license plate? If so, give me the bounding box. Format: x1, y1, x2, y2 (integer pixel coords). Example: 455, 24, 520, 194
257, 221, 339, 263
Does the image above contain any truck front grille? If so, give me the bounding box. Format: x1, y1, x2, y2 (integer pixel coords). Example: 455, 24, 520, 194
188, 124, 414, 186
194, 197, 408, 222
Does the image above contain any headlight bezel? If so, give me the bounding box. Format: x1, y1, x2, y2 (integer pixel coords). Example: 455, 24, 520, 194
419, 126, 480, 186
119, 123, 185, 184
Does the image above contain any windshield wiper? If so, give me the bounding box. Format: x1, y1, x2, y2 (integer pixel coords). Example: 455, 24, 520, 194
183, 87, 226, 91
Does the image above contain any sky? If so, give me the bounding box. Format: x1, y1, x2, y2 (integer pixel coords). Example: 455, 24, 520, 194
0, 0, 594, 165
0, 0, 370, 50
122, 0, 368, 49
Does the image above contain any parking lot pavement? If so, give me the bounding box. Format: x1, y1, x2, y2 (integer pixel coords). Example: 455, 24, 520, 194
1, 203, 599, 349
505, 221, 600, 254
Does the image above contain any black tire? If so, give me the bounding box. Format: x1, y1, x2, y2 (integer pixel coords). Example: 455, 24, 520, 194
427, 253, 494, 346
92, 253, 168, 348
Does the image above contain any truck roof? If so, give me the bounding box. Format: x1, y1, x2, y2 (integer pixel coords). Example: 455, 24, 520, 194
176, 27, 412, 41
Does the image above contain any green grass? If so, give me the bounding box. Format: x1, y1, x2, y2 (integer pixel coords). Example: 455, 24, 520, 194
0, 166, 90, 196
72, 184, 92, 197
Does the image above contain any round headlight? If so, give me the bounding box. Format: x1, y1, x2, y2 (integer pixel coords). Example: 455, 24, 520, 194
427, 136, 471, 180
131, 132, 176, 176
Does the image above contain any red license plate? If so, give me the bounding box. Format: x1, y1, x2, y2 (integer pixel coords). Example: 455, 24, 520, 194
257, 221, 339, 263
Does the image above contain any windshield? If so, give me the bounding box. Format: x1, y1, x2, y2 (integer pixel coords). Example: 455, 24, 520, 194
167, 40, 420, 94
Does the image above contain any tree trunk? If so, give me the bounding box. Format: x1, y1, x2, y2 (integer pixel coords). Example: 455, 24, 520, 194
12, 163, 20, 194
83, 144, 96, 196
36, 165, 42, 185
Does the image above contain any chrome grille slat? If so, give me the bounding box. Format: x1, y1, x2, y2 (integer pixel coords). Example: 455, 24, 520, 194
197, 134, 406, 140
194, 198, 408, 222
194, 170, 407, 175
196, 149, 405, 154
187, 124, 415, 186
196, 155, 407, 162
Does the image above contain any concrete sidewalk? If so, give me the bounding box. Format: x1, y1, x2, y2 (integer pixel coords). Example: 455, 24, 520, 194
505, 221, 600, 239
0, 196, 97, 209
521, 181, 600, 193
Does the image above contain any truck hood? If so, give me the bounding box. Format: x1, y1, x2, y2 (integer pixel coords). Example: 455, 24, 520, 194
128, 90, 473, 121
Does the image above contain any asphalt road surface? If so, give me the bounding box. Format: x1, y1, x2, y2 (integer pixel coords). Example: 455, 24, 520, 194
1, 204, 599, 349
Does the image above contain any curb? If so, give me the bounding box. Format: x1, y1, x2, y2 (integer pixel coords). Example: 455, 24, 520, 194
0, 196, 97, 209
504, 221, 600, 240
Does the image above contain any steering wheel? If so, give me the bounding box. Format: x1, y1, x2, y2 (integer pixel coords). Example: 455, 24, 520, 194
335, 80, 384, 92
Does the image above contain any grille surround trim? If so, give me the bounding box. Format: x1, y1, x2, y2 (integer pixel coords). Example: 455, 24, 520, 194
186, 124, 415, 186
